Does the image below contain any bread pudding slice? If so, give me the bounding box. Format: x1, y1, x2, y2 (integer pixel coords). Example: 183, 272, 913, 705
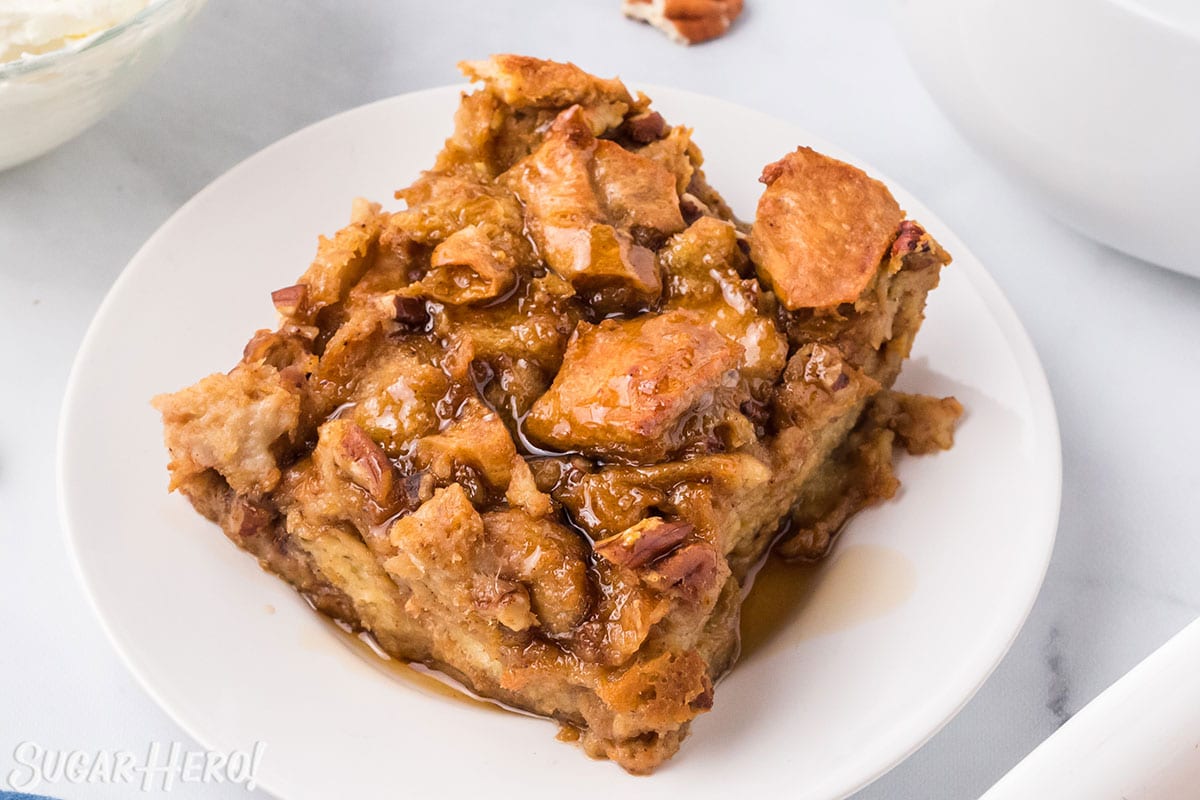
153, 54, 961, 774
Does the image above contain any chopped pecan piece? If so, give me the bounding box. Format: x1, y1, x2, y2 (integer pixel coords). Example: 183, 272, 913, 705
678, 192, 709, 224
593, 517, 694, 569
330, 421, 396, 502
228, 498, 275, 540
803, 343, 850, 391
270, 284, 308, 319
887, 219, 952, 274
241, 327, 317, 373
392, 295, 430, 329
891, 219, 926, 257
622, 111, 667, 143
643, 543, 723, 601
471, 575, 536, 632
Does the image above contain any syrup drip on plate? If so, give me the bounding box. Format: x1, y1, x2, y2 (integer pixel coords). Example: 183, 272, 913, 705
738, 544, 917, 662
322, 617, 535, 717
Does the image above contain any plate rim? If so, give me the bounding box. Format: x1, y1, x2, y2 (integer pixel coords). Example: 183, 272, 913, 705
57, 82, 1063, 800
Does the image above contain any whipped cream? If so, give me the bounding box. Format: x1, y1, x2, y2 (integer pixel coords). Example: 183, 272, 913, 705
0, 0, 150, 64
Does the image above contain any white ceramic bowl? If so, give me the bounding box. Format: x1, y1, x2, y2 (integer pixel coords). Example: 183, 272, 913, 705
892, 0, 1200, 279
982, 616, 1200, 799
0, 0, 207, 171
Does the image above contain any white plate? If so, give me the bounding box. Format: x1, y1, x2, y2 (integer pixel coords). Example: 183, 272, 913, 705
59, 85, 1061, 800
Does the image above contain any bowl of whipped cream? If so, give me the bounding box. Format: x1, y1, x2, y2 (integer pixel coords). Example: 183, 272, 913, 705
0, 0, 207, 171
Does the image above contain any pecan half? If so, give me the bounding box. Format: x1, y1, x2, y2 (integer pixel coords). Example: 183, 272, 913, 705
623, 0, 744, 46
593, 517, 693, 569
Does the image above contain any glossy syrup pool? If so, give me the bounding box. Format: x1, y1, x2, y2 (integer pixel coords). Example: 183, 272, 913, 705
738, 544, 917, 662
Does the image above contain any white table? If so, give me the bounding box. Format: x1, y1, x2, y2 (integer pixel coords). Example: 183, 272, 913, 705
2, 1, 1198, 797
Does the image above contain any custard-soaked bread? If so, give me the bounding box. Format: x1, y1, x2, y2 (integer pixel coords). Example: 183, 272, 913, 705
153, 54, 961, 773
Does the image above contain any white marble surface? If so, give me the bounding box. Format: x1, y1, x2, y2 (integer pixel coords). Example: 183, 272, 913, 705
1, 1, 1198, 798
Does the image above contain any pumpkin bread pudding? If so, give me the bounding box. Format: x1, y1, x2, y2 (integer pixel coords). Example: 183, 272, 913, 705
153, 54, 962, 774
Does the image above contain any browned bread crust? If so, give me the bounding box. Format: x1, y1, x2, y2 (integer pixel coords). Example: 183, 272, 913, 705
751, 146, 906, 310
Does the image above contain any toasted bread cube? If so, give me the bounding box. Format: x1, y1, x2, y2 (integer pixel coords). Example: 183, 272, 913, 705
750, 147, 904, 310
526, 309, 743, 461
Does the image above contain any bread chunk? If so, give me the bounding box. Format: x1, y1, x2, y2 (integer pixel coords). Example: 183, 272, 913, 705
505, 107, 685, 311
525, 309, 745, 462
750, 146, 905, 310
